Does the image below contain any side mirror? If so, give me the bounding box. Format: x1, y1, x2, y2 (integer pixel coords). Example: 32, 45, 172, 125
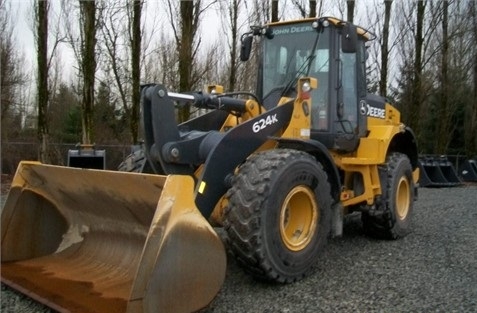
240, 35, 253, 61
341, 23, 358, 53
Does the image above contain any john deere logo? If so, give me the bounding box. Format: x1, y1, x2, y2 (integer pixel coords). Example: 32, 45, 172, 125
360, 101, 386, 119
359, 101, 367, 115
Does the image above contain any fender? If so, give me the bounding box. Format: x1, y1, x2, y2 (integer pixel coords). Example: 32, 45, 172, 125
389, 126, 419, 170
276, 137, 342, 203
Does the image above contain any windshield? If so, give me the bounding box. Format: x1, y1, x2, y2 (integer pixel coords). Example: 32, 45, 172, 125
262, 24, 330, 98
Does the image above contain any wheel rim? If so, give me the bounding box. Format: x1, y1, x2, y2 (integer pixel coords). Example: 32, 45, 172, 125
395, 176, 411, 220
279, 186, 319, 251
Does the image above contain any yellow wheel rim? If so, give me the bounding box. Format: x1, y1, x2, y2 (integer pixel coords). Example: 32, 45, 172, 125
279, 186, 319, 251
395, 176, 411, 220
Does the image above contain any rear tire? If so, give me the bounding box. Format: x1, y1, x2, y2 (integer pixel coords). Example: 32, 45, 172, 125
362, 152, 414, 239
224, 149, 332, 283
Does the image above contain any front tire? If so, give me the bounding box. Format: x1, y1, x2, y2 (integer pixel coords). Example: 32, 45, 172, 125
362, 152, 415, 239
117, 145, 153, 173
224, 149, 332, 283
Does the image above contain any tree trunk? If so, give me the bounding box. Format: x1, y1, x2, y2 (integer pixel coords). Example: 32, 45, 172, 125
436, 0, 449, 154
309, 0, 316, 17
228, 0, 239, 91
271, 0, 278, 22
472, 54, 477, 156
346, 0, 355, 23
466, 0, 477, 156
410, 0, 425, 141
379, 0, 392, 97
37, 0, 50, 163
79, 0, 96, 145
130, 0, 142, 144
178, 0, 194, 122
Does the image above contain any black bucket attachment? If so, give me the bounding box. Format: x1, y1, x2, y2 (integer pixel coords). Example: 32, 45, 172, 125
459, 159, 477, 182
68, 144, 106, 170
418, 155, 462, 188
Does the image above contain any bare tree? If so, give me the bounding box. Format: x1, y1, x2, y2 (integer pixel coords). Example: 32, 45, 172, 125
98, 0, 131, 141
379, 0, 392, 97
235, 0, 272, 93
130, 0, 142, 144
291, 0, 318, 18
465, 0, 477, 156
164, 0, 217, 121
392, 0, 476, 155
409, 0, 426, 141
316, 0, 324, 16
79, 0, 97, 145
36, 0, 50, 163
346, 0, 355, 22
143, 34, 177, 87
335, 0, 346, 20
271, 0, 278, 21
0, 0, 27, 141
62, 1, 99, 145
310, 0, 317, 17
392, 1, 425, 142
180, 0, 197, 92
435, 0, 449, 154
248, 0, 271, 25
177, 0, 196, 122
219, 0, 242, 91
433, 0, 476, 155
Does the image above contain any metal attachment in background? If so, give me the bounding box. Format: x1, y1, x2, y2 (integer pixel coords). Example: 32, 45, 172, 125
68, 143, 106, 169
459, 159, 477, 182
418, 155, 462, 188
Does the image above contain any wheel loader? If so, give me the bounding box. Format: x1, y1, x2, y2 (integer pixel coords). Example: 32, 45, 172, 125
1, 17, 419, 313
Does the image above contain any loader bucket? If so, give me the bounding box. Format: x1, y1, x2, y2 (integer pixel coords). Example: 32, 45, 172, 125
1, 161, 226, 313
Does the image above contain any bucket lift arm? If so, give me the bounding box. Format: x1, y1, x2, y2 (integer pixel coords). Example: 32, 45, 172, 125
141, 84, 294, 218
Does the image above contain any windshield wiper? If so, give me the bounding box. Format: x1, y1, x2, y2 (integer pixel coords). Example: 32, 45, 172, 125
280, 30, 323, 98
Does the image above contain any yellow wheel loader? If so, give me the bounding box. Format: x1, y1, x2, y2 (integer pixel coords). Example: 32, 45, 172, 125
1, 17, 419, 313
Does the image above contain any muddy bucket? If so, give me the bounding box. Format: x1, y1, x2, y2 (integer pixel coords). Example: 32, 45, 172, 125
1, 161, 226, 313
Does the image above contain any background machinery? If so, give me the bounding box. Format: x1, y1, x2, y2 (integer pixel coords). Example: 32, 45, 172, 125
1, 17, 419, 313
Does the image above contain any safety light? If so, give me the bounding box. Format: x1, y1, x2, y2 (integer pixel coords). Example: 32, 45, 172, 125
313, 18, 330, 30
302, 81, 312, 93
206, 85, 224, 94
298, 78, 317, 100
301, 81, 312, 100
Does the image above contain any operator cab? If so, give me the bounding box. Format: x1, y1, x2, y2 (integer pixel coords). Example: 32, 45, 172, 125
241, 17, 372, 153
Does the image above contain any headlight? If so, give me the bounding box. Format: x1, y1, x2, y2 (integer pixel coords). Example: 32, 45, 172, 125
302, 81, 312, 93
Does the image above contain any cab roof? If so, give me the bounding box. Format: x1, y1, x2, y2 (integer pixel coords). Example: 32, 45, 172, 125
266, 16, 375, 41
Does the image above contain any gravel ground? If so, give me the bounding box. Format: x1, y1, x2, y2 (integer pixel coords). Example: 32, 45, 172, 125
2, 185, 477, 313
